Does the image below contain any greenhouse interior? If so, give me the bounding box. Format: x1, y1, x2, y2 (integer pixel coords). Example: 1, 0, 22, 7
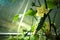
0, 0, 60, 40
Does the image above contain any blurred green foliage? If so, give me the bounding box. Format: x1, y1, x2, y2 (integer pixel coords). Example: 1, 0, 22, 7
25, 8, 36, 16
46, 0, 56, 9
13, 14, 19, 22
8, 0, 60, 40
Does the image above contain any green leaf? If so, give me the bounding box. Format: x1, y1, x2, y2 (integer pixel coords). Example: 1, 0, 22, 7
47, 0, 56, 9
25, 9, 36, 16
24, 36, 29, 40
13, 14, 19, 22
46, 0, 55, 2
31, 25, 36, 32
34, 34, 39, 40
30, 35, 35, 40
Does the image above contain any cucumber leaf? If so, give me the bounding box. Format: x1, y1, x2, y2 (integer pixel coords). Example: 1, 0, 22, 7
13, 14, 19, 22
25, 9, 36, 16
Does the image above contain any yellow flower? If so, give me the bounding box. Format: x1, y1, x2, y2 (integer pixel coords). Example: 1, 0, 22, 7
36, 5, 49, 17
